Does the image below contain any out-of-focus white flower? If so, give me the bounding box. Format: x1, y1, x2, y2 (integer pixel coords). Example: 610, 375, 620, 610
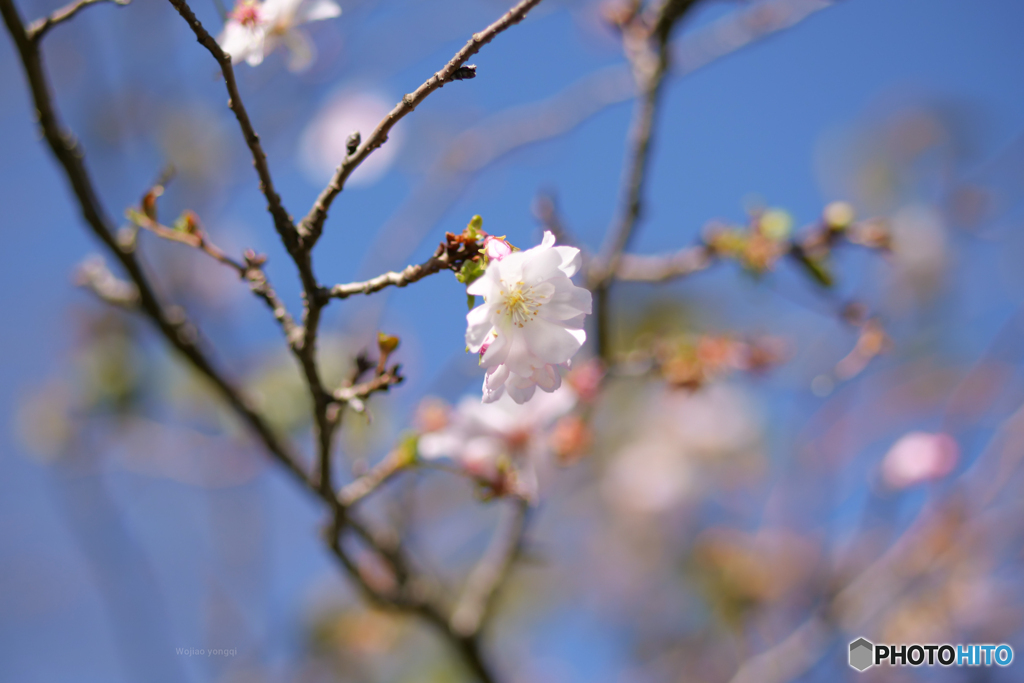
888, 203, 948, 305
880, 431, 958, 489
418, 387, 576, 501
218, 0, 341, 71
466, 231, 591, 404
299, 91, 402, 187
602, 383, 765, 515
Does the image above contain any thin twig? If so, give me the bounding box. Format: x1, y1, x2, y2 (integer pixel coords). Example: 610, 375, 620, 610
164, 0, 299, 256
338, 448, 410, 506
132, 212, 247, 272
297, 0, 547, 248
130, 212, 302, 344
327, 241, 460, 299
27, 0, 128, 41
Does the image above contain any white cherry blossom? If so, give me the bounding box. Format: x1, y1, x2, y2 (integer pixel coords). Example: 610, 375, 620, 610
466, 231, 591, 404
218, 0, 341, 71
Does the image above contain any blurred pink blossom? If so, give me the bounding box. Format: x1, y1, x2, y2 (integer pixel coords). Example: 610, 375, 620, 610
418, 386, 577, 501
880, 431, 958, 489
299, 91, 402, 187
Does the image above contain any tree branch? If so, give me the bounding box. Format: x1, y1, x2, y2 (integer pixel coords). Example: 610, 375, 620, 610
26, 0, 128, 41
615, 243, 714, 282
297, 0, 547, 248
327, 239, 464, 299
591, 0, 698, 358
130, 211, 302, 345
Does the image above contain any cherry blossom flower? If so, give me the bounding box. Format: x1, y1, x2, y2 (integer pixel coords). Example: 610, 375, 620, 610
880, 431, 958, 489
466, 231, 591, 404
218, 0, 341, 71
417, 387, 577, 501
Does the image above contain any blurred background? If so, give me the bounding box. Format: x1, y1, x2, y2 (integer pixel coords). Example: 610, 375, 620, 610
3, 0, 1024, 681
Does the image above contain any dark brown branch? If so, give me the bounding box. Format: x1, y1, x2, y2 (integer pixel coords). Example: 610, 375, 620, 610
26, 0, 128, 41
298, 0, 546, 248
0, 0, 310, 493
164, 0, 299, 256
450, 499, 529, 637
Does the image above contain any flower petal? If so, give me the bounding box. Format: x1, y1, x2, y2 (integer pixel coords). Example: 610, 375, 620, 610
505, 374, 538, 404
522, 317, 585, 365
554, 245, 582, 277
466, 303, 495, 352
296, 0, 341, 23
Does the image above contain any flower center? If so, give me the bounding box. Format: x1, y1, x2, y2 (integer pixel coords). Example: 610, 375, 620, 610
231, 1, 261, 27
498, 282, 539, 328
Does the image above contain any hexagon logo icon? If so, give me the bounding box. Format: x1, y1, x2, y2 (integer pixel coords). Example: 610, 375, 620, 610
849, 638, 874, 671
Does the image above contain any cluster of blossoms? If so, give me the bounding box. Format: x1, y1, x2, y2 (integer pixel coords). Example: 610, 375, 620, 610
218, 0, 341, 71
465, 230, 592, 404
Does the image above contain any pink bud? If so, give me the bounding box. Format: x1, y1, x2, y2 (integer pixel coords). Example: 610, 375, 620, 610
484, 236, 512, 261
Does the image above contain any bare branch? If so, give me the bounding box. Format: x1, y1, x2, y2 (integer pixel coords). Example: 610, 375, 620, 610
450, 499, 529, 637
164, 0, 299, 256
338, 447, 410, 506
75, 255, 140, 308
591, 1, 698, 357
130, 211, 302, 344
333, 368, 404, 405
26, 0, 128, 41
298, 0, 547, 248
615, 243, 714, 282
327, 233, 481, 299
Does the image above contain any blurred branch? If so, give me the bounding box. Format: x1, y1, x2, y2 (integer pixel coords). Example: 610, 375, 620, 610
615, 243, 714, 281
591, 0, 699, 358
338, 447, 410, 506
26, 0, 128, 41
451, 499, 530, 637
165, 0, 300, 257
75, 256, 140, 308
0, 0, 310, 488
297, 0, 546, 248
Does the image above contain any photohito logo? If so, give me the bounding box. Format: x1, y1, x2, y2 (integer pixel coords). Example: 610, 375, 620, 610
848, 638, 1013, 671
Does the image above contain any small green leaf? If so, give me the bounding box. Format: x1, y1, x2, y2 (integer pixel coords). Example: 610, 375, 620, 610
455, 258, 485, 285
466, 215, 483, 240
467, 293, 476, 310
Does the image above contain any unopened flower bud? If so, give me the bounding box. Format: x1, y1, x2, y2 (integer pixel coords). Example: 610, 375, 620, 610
346, 131, 361, 156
